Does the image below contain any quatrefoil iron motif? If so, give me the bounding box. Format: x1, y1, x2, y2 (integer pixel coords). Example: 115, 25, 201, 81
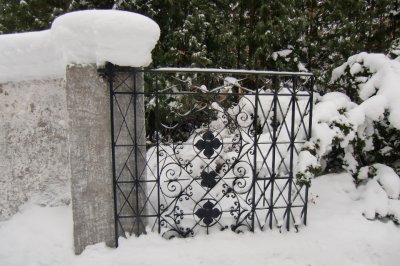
200, 170, 218, 188
194, 131, 221, 158
194, 200, 221, 226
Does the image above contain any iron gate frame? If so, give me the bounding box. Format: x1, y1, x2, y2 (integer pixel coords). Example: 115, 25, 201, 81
101, 64, 314, 246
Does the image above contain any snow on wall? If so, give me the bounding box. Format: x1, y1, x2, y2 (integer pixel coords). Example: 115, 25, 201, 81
0, 30, 64, 83
0, 10, 160, 83
0, 79, 71, 220
0, 10, 160, 220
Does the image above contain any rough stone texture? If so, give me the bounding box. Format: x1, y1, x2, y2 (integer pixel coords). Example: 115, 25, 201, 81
0, 64, 147, 254
0, 79, 71, 221
112, 71, 147, 236
66, 64, 115, 254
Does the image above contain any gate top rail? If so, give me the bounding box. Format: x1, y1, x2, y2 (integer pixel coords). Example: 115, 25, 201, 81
149, 68, 314, 76
103, 65, 314, 77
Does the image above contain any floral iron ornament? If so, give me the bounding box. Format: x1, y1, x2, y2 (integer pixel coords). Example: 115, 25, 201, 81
194, 200, 221, 226
200, 170, 218, 188
194, 131, 221, 158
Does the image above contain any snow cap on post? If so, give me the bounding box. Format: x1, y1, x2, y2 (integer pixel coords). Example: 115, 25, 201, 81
0, 10, 160, 82
51, 10, 160, 67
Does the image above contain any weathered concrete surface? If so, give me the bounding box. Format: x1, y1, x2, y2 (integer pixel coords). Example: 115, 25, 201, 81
0, 64, 147, 254
66, 64, 115, 254
112, 71, 147, 236
0, 79, 70, 221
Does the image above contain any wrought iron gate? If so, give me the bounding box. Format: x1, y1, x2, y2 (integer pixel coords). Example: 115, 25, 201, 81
102, 65, 314, 245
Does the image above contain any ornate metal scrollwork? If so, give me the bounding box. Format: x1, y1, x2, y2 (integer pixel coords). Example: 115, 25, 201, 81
108, 66, 313, 244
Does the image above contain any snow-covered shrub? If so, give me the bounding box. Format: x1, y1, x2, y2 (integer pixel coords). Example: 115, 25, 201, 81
330, 53, 400, 173
387, 37, 400, 61
298, 52, 400, 224
295, 148, 321, 187
294, 91, 361, 186
370, 111, 400, 169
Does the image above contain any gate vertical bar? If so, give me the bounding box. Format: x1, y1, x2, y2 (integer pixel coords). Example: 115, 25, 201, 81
308, 76, 314, 140
303, 75, 314, 225
155, 76, 161, 234
108, 64, 119, 247
133, 68, 140, 235
286, 75, 297, 231
269, 75, 279, 229
251, 75, 259, 232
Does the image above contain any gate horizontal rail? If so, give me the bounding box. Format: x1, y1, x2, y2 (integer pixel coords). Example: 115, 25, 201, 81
110, 66, 314, 76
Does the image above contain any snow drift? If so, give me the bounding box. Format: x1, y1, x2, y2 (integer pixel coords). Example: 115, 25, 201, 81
1, 173, 400, 266
0, 10, 160, 83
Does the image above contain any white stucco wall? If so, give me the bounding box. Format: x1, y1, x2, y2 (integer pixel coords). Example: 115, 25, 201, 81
0, 79, 71, 220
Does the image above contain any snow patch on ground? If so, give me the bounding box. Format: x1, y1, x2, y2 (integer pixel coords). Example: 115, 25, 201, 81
0, 203, 73, 265
0, 10, 160, 83
356, 164, 400, 222
1, 173, 399, 266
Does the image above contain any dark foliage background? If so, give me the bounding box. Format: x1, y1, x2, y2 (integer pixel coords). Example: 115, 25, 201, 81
1, 0, 399, 89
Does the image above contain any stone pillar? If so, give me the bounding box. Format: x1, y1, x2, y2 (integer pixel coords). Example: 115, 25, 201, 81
66, 64, 115, 254
66, 64, 147, 254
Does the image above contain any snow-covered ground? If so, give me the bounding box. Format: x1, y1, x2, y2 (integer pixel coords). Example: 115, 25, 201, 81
1, 173, 398, 266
